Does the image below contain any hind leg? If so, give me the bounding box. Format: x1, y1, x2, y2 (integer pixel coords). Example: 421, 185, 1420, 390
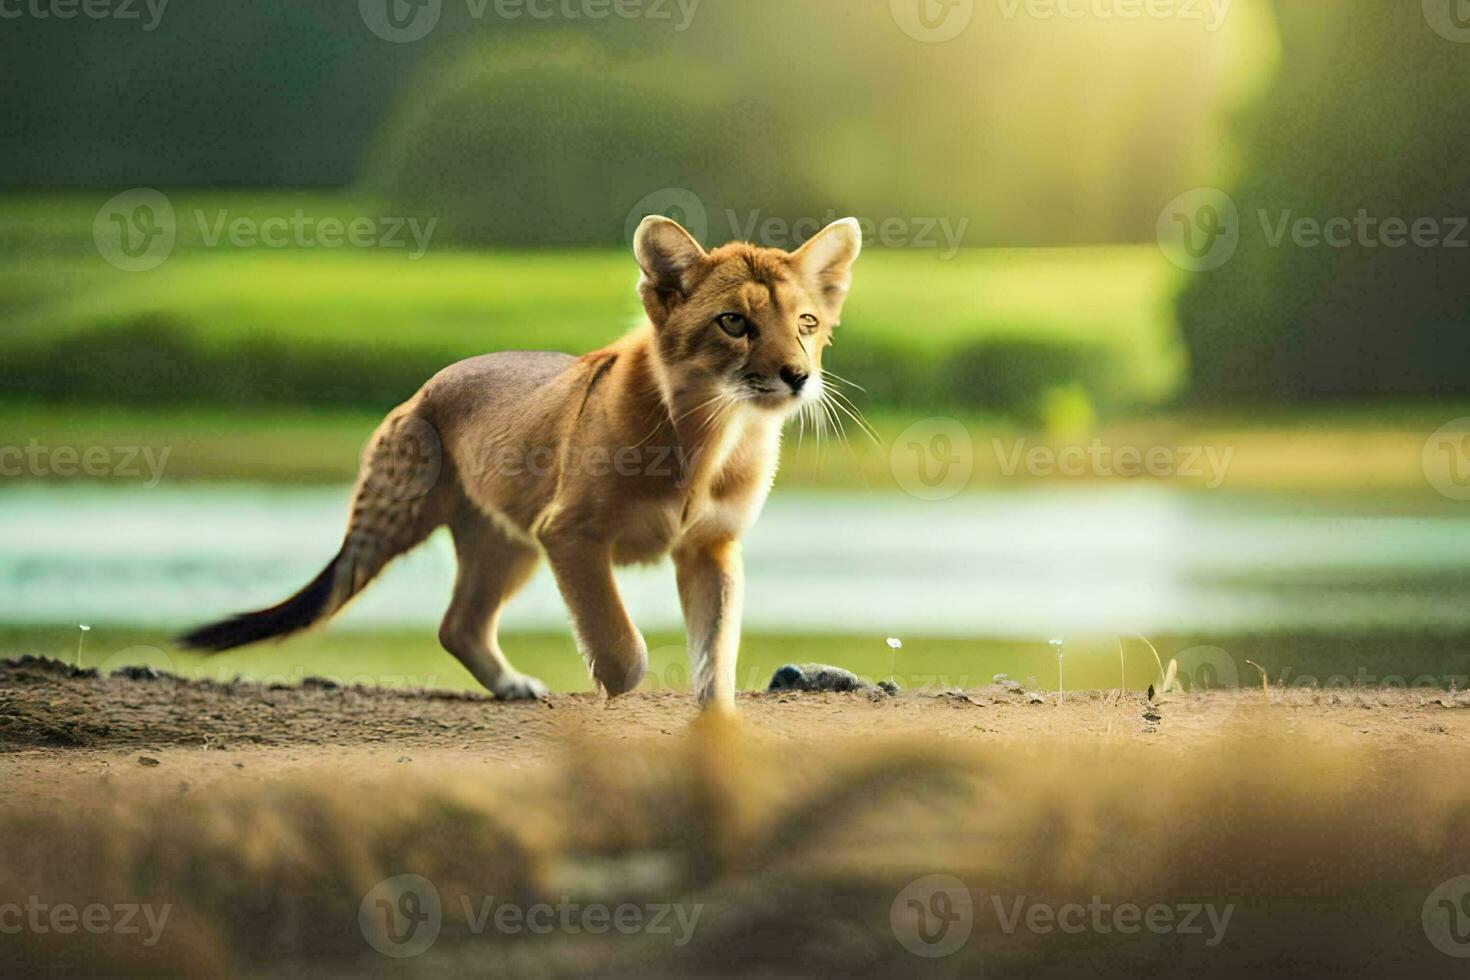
439, 504, 546, 701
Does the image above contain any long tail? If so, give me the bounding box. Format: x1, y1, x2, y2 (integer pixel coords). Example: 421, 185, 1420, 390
178, 410, 443, 653
177, 553, 343, 652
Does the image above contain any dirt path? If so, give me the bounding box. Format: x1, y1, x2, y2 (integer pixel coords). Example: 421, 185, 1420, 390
6, 658, 1470, 977
4, 656, 1466, 808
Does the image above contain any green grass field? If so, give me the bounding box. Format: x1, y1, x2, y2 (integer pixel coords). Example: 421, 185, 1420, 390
5, 189, 1460, 493
1, 191, 1184, 415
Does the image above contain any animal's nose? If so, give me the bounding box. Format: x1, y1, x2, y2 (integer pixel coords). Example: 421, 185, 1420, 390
779, 366, 808, 394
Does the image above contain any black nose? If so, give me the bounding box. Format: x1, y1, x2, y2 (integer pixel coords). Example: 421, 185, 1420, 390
779, 366, 808, 394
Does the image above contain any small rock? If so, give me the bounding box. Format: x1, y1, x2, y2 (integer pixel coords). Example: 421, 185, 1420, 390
138, 756, 160, 767
397, 755, 412, 763
1025, 692, 1047, 705
768, 664, 877, 694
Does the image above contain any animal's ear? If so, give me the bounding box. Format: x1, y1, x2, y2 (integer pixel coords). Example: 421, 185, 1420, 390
634, 216, 707, 314
793, 217, 863, 319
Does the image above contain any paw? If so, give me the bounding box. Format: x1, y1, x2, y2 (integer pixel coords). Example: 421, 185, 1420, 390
492, 672, 548, 702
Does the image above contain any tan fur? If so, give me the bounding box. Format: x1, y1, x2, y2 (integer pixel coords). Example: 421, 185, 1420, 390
201, 217, 862, 708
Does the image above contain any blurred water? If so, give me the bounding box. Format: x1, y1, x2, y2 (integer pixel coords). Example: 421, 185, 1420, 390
2, 484, 1467, 636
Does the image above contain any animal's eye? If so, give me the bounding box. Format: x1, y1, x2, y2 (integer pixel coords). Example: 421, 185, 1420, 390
716, 312, 749, 338
798, 313, 820, 335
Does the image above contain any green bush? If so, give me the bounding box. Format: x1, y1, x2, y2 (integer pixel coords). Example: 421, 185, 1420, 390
943, 338, 1119, 416
4, 315, 445, 410
7, 316, 1123, 420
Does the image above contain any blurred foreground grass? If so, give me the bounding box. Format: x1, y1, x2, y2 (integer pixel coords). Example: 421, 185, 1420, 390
2, 709, 1466, 976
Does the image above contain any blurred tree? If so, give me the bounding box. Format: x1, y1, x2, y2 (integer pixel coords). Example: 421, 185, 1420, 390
1177, 0, 1470, 401
0, 3, 430, 186
360, 1, 1256, 247
3, 0, 1260, 248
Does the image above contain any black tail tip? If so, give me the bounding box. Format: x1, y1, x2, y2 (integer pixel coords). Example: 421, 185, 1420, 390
177, 559, 338, 654
176, 615, 272, 654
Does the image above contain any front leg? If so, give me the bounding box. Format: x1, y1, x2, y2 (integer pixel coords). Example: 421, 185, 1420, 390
542, 531, 648, 696
673, 537, 744, 710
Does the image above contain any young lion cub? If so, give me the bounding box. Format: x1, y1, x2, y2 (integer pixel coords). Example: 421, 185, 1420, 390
182, 216, 862, 708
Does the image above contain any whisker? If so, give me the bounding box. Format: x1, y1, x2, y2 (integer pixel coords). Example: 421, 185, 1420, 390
822, 368, 868, 393
825, 388, 883, 447
633, 391, 728, 450
819, 396, 850, 454
696, 395, 737, 439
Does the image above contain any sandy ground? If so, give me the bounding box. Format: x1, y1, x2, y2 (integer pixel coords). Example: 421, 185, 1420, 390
4, 655, 1467, 806
6, 657, 1470, 977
